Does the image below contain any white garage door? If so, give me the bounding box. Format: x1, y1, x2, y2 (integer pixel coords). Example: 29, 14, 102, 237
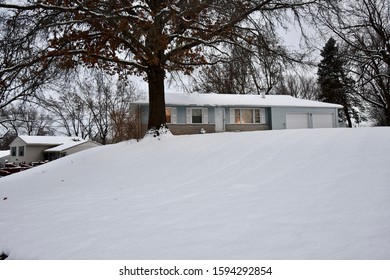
286, 113, 309, 129
312, 114, 334, 128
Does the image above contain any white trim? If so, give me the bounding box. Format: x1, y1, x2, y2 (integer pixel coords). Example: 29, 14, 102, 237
186, 107, 207, 124
230, 108, 235, 124
202, 108, 209, 124
260, 108, 266, 124
171, 107, 177, 124
186, 108, 191, 124
215, 107, 225, 132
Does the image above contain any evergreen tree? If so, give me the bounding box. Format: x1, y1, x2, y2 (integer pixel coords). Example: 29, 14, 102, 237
317, 38, 355, 127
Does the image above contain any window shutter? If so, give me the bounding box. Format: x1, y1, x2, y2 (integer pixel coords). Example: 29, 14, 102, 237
171, 107, 177, 124
260, 108, 266, 124
186, 108, 191, 124
202, 108, 208, 124
229, 108, 235, 124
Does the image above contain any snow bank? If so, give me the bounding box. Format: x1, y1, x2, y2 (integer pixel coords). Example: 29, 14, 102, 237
0, 128, 389, 259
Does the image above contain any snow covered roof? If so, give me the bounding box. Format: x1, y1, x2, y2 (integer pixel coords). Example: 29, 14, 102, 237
16, 136, 88, 152
0, 150, 10, 158
18, 135, 84, 145
135, 92, 343, 108
44, 140, 89, 152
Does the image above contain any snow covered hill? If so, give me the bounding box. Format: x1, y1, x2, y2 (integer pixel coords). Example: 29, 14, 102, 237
0, 128, 389, 260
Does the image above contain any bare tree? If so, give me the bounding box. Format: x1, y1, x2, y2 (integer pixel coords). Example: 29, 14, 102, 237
315, 0, 390, 125
1, 0, 321, 136
193, 34, 286, 95
193, 45, 255, 94
43, 69, 142, 143
0, 129, 16, 150
76, 71, 142, 143
109, 80, 143, 142
0, 5, 60, 111
1, 102, 55, 136
77, 72, 112, 144
43, 89, 94, 139
274, 73, 320, 100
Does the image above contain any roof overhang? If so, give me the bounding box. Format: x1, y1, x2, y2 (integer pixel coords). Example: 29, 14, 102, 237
134, 92, 343, 109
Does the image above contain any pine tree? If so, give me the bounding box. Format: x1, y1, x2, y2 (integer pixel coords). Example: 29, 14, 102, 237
317, 38, 354, 127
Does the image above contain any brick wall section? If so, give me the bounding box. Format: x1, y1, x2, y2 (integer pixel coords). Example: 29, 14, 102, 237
169, 124, 215, 135
226, 124, 270, 132
139, 124, 269, 137
140, 124, 215, 136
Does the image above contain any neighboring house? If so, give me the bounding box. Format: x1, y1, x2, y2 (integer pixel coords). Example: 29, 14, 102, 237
8, 136, 101, 164
0, 150, 10, 168
133, 92, 343, 136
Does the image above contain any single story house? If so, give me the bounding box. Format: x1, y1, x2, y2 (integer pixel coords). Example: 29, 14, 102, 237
133, 92, 343, 136
8, 135, 101, 164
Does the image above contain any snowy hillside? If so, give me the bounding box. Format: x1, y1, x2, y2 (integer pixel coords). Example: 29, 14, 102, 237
0, 128, 389, 260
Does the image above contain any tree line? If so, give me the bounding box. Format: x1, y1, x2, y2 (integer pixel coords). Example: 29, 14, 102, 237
0, 69, 142, 149
0, 0, 389, 143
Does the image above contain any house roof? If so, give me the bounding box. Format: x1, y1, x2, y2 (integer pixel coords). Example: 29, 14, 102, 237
16, 136, 89, 152
135, 92, 343, 108
18, 135, 84, 145
0, 150, 10, 158
44, 140, 92, 152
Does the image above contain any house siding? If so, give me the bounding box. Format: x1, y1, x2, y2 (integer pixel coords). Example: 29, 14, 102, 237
271, 107, 339, 129
9, 138, 52, 163
8, 137, 102, 164
27, 145, 53, 163
135, 102, 339, 136
10, 144, 55, 164
137, 105, 272, 136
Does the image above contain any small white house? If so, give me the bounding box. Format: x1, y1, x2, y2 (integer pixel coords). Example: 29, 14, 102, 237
8, 136, 101, 164
133, 92, 343, 136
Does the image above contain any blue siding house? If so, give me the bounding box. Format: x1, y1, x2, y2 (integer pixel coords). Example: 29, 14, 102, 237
133, 92, 342, 136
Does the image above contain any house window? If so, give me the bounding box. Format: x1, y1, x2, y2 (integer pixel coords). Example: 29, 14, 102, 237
242, 109, 254, 123
186, 108, 208, 124
235, 109, 241, 124
255, 110, 261, 123
18, 146, 25, 157
233, 108, 266, 124
192, 108, 203, 123
165, 107, 177, 124
11, 147, 17, 157
166, 107, 172, 123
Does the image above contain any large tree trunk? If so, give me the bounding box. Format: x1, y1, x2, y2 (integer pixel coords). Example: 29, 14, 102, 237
146, 66, 167, 133
343, 106, 353, 128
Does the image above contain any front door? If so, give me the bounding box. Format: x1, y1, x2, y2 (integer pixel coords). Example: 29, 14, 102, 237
215, 107, 225, 132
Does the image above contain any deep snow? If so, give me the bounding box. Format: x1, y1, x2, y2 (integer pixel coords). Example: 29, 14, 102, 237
0, 128, 389, 260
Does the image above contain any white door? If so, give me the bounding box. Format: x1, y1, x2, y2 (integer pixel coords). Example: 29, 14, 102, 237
286, 113, 309, 129
312, 114, 334, 128
215, 108, 225, 132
